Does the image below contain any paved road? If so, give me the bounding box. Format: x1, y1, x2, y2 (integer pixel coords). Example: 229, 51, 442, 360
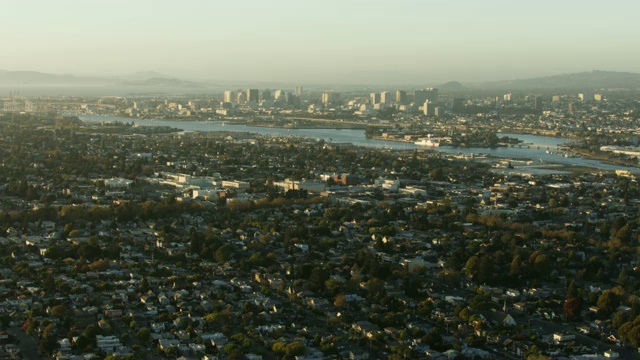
7, 326, 42, 360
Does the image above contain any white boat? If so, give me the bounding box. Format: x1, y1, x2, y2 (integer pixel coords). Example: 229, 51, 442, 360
415, 135, 440, 147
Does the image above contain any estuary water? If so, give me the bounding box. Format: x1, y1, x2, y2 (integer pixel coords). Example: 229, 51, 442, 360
77, 115, 638, 173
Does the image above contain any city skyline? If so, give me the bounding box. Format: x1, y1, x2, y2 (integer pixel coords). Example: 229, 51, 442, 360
0, 0, 639, 84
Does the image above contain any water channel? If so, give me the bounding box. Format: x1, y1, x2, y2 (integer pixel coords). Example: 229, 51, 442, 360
77, 115, 638, 173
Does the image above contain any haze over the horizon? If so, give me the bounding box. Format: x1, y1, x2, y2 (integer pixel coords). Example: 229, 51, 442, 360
1, 0, 638, 85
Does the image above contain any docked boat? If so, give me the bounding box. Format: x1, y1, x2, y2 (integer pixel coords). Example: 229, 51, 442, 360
415, 135, 440, 147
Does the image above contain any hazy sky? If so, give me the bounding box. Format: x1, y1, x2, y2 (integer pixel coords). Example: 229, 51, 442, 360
1, 0, 638, 84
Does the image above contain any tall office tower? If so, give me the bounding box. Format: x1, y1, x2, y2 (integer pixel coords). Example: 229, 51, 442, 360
295, 86, 303, 96
285, 92, 300, 106
452, 98, 465, 113
551, 95, 561, 102
247, 89, 260, 103
503, 93, 512, 101
321, 91, 339, 106
274, 89, 284, 100
370, 92, 381, 104
262, 89, 272, 101
568, 102, 574, 113
414, 90, 428, 105
236, 91, 246, 104
396, 90, 407, 105
534, 96, 543, 112
423, 100, 435, 116
414, 88, 438, 104
380, 91, 391, 104
321, 91, 331, 106
594, 93, 603, 102
424, 88, 438, 102
223, 91, 235, 103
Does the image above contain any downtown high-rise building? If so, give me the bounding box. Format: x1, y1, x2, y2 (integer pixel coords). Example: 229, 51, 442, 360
236, 91, 246, 104
414, 88, 438, 105
247, 89, 260, 103
534, 96, 543, 112
370, 92, 381, 105
452, 98, 465, 113
223, 91, 235, 103
396, 90, 407, 105
380, 91, 391, 104
423, 100, 434, 116
295, 86, 303, 96
321, 91, 339, 106
262, 89, 272, 101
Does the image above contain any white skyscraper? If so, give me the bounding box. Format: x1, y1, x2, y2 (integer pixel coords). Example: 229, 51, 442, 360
223, 91, 235, 103
423, 100, 435, 116
380, 91, 391, 104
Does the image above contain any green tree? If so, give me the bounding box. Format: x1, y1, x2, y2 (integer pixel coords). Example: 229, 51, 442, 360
272, 341, 286, 356
50, 304, 70, 318
308, 267, 329, 292
415, 299, 432, 316
509, 254, 522, 277
597, 290, 621, 316
533, 254, 551, 278
215, 244, 234, 263
478, 256, 494, 284
42, 323, 56, 339
619, 318, 640, 347
285, 341, 306, 356
612, 310, 630, 330
82, 324, 98, 339
136, 327, 151, 344
366, 278, 385, 298
465, 255, 480, 278
616, 225, 632, 243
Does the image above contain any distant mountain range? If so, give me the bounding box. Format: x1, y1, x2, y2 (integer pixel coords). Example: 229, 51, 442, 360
119, 76, 205, 88
0, 70, 201, 88
120, 71, 170, 81
0, 69, 639, 90
438, 81, 465, 91
0, 70, 108, 85
475, 70, 640, 90
337, 70, 640, 90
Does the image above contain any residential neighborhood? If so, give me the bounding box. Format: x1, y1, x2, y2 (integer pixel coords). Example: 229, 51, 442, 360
0, 102, 639, 360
